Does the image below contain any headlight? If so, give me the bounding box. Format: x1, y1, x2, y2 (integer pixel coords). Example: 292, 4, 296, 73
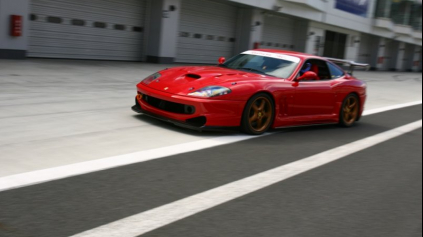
188, 86, 231, 98
142, 72, 161, 85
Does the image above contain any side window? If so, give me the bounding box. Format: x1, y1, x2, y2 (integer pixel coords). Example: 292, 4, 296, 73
327, 62, 345, 79
300, 59, 331, 80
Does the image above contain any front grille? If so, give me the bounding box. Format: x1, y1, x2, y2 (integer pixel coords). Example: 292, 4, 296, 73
142, 94, 195, 115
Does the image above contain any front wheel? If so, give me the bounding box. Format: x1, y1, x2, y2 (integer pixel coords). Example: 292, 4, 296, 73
339, 94, 360, 127
241, 93, 275, 135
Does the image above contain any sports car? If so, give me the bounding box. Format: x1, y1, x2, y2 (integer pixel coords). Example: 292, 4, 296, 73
132, 49, 368, 135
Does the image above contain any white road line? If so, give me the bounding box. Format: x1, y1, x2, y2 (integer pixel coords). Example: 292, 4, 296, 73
0, 135, 264, 192
0, 100, 421, 192
71, 120, 422, 237
363, 100, 422, 116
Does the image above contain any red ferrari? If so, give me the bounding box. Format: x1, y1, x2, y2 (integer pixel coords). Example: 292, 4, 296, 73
132, 49, 368, 135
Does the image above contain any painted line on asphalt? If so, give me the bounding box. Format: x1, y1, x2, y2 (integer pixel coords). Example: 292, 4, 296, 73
0, 101, 421, 193
70, 120, 422, 237
363, 100, 422, 116
0, 135, 265, 192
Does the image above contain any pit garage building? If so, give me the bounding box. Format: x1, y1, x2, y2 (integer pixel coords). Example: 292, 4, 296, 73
0, 0, 422, 71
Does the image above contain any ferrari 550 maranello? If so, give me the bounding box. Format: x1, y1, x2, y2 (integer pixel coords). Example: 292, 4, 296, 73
132, 49, 368, 135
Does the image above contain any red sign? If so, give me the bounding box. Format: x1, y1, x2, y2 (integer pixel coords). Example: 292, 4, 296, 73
10, 15, 23, 37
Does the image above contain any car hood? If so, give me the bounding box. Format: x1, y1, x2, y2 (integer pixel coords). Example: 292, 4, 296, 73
144, 66, 273, 96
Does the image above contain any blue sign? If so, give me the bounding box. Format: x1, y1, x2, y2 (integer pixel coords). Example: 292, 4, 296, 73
336, 0, 369, 17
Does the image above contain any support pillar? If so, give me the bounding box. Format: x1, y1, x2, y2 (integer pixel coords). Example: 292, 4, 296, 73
0, 0, 30, 59
146, 0, 181, 64
235, 9, 264, 54
375, 38, 387, 71
413, 46, 422, 72
395, 42, 406, 71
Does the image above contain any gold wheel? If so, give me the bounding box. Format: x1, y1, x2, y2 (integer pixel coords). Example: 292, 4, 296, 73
247, 97, 273, 133
342, 95, 359, 126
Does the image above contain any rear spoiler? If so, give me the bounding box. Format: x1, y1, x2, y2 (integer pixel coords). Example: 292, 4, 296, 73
325, 58, 370, 75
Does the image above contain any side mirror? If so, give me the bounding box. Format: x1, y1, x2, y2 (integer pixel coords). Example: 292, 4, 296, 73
218, 57, 226, 65
297, 71, 318, 81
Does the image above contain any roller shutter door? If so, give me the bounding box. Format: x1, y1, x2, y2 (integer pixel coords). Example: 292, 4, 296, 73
29, 0, 147, 61
176, 0, 238, 64
262, 14, 296, 51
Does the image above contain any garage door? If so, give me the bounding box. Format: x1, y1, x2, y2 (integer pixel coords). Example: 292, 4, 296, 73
176, 0, 238, 64
29, 0, 147, 61
262, 14, 296, 51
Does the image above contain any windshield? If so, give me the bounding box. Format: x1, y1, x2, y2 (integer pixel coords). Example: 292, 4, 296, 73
222, 51, 300, 79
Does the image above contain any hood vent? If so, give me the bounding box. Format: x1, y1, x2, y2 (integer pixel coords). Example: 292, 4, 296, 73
185, 74, 202, 79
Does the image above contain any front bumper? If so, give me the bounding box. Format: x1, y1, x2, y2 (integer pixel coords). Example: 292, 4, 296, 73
132, 99, 238, 132
132, 83, 245, 131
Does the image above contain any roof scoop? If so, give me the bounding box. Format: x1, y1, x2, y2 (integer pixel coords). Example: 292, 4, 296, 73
185, 74, 202, 79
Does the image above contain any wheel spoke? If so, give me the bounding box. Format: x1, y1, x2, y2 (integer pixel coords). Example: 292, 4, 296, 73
257, 118, 263, 128
344, 107, 349, 113
344, 112, 351, 122
252, 104, 259, 112
250, 113, 258, 122
259, 100, 266, 110
352, 110, 358, 119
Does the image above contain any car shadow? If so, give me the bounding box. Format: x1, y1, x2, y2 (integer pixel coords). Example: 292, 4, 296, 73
132, 114, 240, 137
274, 123, 343, 134
132, 113, 353, 137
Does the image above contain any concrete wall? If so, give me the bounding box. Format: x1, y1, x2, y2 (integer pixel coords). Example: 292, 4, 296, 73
229, 0, 324, 22
395, 42, 406, 71
413, 46, 422, 72
324, 0, 377, 33
146, 0, 181, 63
306, 21, 361, 61
229, 0, 422, 47
358, 33, 379, 68
374, 38, 385, 70
305, 27, 325, 56
403, 44, 415, 71
293, 19, 308, 53
235, 8, 254, 54
0, 0, 30, 59
383, 40, 400, 71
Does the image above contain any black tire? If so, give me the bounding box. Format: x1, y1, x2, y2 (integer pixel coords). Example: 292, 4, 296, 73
241, 93, 275, 135
339, 93, 360, 127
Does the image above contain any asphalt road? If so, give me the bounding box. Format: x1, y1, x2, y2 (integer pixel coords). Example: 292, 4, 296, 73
0, 105, 421, 237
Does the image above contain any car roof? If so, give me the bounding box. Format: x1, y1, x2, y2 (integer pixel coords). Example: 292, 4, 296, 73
251, 49, 323, 61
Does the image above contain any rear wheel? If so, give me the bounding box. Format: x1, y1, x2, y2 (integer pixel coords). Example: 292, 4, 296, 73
241, 93, 275, 135
340, 94, 360, 127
